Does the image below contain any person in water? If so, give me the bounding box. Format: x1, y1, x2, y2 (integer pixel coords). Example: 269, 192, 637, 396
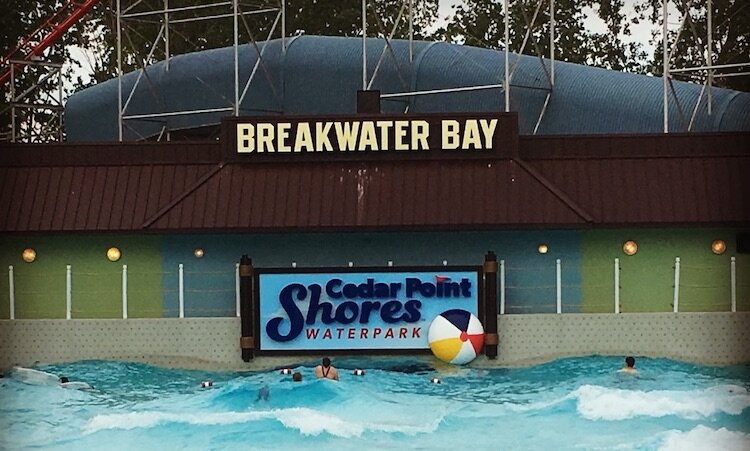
314, 357, 339, 381
618, 356, 638, 374
256, 385, 270, 401
292, 372, 303, 382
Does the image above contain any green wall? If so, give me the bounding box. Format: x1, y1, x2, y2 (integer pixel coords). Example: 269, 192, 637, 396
581, 228, 748, 313
0, 228, 746, 319
0, 235, 162, 319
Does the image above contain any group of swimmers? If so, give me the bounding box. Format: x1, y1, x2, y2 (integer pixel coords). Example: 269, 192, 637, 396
289, 357, 340, 382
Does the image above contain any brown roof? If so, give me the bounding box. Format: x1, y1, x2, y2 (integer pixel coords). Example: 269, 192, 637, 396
0, 133, 748, 233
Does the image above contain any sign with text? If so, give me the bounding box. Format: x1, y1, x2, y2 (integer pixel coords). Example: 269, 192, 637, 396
233, 115, 510, 156
257, 269, 480, 352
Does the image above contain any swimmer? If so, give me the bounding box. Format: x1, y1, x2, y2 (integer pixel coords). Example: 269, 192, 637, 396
292, 372, 303, 382
618, 356, 639, 375
256, 385, 270, 401
314, 357, 339, 381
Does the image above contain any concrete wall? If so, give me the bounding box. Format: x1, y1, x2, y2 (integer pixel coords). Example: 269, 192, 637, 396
2, 313, 748, 371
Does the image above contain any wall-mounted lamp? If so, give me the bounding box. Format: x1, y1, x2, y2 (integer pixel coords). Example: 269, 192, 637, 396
538, 244, 549, 254
622, 240, 638, 256
22, 248, 36, 263
194, 247, 205, 258
711, 239, 726, 255
106, 247, 122, 262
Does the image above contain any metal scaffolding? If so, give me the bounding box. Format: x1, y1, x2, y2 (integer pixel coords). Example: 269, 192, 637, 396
4, 0, 749, 142
115, 0, 285, 141
661, 0, 750, 132
375, 0, 556, 134
2, 60, 64, 143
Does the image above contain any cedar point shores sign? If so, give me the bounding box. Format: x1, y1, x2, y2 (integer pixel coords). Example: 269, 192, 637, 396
257, 269, 480, 352
233, 114, 511, 156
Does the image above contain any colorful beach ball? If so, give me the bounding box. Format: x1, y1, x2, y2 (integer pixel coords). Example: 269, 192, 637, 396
428, 309, 485, 365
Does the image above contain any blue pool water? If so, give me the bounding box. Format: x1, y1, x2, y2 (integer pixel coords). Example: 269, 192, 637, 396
1, 356, 749, 450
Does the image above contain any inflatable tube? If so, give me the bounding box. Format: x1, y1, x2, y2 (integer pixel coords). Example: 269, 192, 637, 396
11, 367, 60, 385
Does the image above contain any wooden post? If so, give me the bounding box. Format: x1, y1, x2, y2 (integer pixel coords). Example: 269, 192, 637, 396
239, 255, 254, 361
484, 251, 499, 359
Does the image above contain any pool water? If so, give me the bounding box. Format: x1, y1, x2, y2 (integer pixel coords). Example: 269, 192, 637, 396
1, 356, 749, 450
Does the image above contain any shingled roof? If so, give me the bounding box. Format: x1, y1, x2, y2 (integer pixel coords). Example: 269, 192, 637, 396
1, 131, 747, 233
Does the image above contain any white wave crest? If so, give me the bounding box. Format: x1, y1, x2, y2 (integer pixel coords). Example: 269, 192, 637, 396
573, 384, 750, 421
659, 425, 750, 451
84, 407, 441, 438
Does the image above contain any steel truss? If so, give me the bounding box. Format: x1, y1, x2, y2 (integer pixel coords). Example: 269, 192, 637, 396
116, 0, 285, 141
661, 0, 750, 132
374, 0, 556, 134
1, 59, 64, 143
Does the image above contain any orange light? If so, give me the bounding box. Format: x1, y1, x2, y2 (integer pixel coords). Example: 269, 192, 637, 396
22, 248, 36, 263
711, 239, 726, 255
106, 247, 122, 262
194, 248, 205, 258
538, 244, 549, 254
623, 240, 638, 256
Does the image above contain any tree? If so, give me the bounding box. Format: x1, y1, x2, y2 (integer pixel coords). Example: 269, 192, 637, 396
435, 0, 647, 72
634, 0, 749, 91
0, 0, 81, 141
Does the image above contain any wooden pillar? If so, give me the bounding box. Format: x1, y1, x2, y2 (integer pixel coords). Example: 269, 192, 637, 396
484, 251, 499, 359
239, 254, 254, 361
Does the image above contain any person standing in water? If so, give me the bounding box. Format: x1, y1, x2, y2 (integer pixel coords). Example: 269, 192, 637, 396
618, 356, 639, 374
314, 357, 339, 381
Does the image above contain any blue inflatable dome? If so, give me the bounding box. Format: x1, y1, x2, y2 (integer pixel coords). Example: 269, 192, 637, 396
65, 35, 750, 141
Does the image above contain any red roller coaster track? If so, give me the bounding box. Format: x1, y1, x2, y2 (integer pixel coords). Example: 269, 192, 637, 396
0, 0, 101, 85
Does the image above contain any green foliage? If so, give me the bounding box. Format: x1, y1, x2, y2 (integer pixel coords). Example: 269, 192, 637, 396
436, 0, 647, 72
634, 0, 749, 91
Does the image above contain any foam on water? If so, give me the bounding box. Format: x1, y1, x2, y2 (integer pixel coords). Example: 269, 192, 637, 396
659, 425, 750, 451
2, 356, 748, 450
84, 407, 443, 438
573, 384, 750, 420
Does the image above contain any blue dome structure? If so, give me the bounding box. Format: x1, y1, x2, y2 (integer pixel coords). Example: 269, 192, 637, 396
65, 35, 750, 141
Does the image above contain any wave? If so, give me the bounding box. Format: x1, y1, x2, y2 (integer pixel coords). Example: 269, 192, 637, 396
659, 425, 750, 451
83, 407, 442, 438
573, 384, 750, 421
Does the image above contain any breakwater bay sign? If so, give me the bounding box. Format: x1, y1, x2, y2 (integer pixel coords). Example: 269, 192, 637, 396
257, 269, 480, 352
234, 115, 510, 155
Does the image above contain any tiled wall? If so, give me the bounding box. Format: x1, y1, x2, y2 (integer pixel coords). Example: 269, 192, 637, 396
1, 313, 748, 370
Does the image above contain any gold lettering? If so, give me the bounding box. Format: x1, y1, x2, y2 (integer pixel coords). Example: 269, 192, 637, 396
462, 120, 482, 149
376, 121, 393, 150
277, 123, 292, 152
316, 122, 333, 151
359, 121, 379, 151
335, 121, 360, 151
480, 119, 498, 150
442, 120, 460, 149
394, 121, 409, 150
257, 123, 275, 152
295, 123, 313, 152
412, 120, 429, 150
237, 124, 254, 153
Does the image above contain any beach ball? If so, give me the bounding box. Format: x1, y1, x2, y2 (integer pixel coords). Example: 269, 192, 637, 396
428, 309, 485, 365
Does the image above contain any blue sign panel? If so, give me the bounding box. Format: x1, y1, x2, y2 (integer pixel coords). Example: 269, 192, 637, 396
258, 270, 480, 351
